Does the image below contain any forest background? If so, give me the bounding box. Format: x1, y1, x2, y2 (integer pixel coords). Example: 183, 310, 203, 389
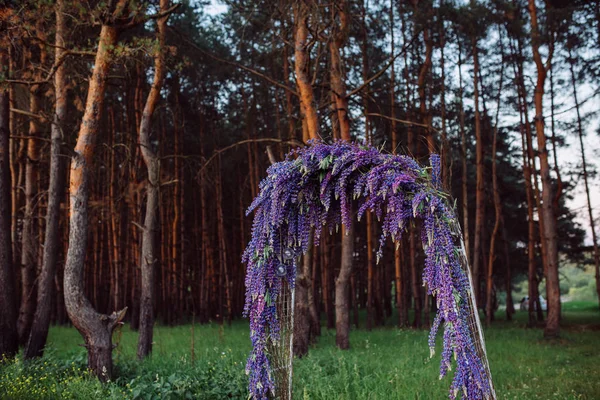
0, 0, 599, 398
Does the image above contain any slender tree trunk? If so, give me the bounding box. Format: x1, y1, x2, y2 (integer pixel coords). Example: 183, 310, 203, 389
294, 2, 318, 140
457, 36, 470, 266
438, 0, 449, 187
291, 1, 319, 356
567, 47, 600, 309
486, 34, 505, 325
412, 0, 433, 152
216, 156, 232, 324
390, 0, 406, 328
137, 0, 169, 359
64, 13, 127, 380
328, 0, 354, 348
502, 223, 515, 320
471, 34, 484, 306
18, 36, 46, 343
0, 51, 18, 359
528, 0, 560, 338
361, 3, 375, 330
549, 66, 562, 212
26, 0, 68, 358
336, 223, 353, 349
294, 234, 311, 357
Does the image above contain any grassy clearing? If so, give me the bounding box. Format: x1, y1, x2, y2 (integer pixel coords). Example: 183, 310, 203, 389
1, 303, 599, 399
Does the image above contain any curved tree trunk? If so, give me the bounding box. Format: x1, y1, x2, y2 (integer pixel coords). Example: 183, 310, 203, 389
25, 0, 67, 359
293, 2, 318, 141
528, 0, 560, 338
64, 16, 127, 381
137, 0, 170, 360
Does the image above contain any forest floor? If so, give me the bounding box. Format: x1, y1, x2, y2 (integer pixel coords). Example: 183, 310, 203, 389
1, 302, 599, 399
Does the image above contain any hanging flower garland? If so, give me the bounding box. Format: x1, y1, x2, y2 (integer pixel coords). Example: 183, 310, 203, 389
243, 141, 493, 399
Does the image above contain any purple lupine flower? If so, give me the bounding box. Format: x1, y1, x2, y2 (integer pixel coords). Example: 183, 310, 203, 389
243, 141, 493, 400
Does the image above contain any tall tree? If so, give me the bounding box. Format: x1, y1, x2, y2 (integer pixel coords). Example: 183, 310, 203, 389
137, 0, 172, 359
18, 24, 46, 344
0, 48, 18, 359
64, 0, 131, 380
528, 0, 560, 338
470, 3, 484, 306
329, 0, 355, 349
25, 0, 68, 359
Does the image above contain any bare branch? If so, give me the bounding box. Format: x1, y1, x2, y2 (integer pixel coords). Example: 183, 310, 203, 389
366, 113, 440, 134
346, 30, 420, 99
195, 138, 304, 180
170, 26, 299, 97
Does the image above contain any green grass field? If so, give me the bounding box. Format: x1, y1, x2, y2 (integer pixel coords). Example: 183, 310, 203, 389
1, 302, 599, 399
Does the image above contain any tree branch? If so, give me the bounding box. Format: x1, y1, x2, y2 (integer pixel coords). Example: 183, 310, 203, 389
170, 26, 299, 97
346, 29, 420, 98
195, 138, 303, 180
366, 113, 440, 134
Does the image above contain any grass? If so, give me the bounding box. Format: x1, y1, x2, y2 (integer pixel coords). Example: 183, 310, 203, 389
1, 303, 599, 399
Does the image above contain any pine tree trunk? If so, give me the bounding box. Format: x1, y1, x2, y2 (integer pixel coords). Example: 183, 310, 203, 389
486, 38, 505, 325
471, 35, 484, 306
137, 0, 169, 359
528, 0, 560, 338
293, 2, 318, 140
26, 0, 67, 358
0, 51, 18, 359
18, 41, 44, 344
456, 37, 470, 267
64, 18, 127, 381
336, 223, 353, 349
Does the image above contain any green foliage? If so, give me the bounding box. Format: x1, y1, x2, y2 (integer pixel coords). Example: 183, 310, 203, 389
1, 308, 600, 399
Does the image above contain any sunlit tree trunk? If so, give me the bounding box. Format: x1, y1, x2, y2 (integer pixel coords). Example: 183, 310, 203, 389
64, 4, 129, 380
294, 2, 318, 140
528, 0, 560, 338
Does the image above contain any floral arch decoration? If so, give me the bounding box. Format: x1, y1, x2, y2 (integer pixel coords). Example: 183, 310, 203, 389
243, 141, 496, 400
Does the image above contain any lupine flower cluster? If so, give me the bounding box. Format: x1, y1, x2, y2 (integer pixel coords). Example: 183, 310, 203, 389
243, 141, 493, 399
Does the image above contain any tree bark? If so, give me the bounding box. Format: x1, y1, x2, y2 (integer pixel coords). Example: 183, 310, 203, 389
26, 0, 68, 359
0, 51, 18, 359
18, 39, 45, 344
486, 33, 505, 325
137, 0, 170, 359
294, 2, 318, 140
471, 34, 484, 306
64, 12, 127, 380
336, 223, 353, 349
528, 0, 560, 338
457, 37, 470, 266
330, 0, 350, 141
